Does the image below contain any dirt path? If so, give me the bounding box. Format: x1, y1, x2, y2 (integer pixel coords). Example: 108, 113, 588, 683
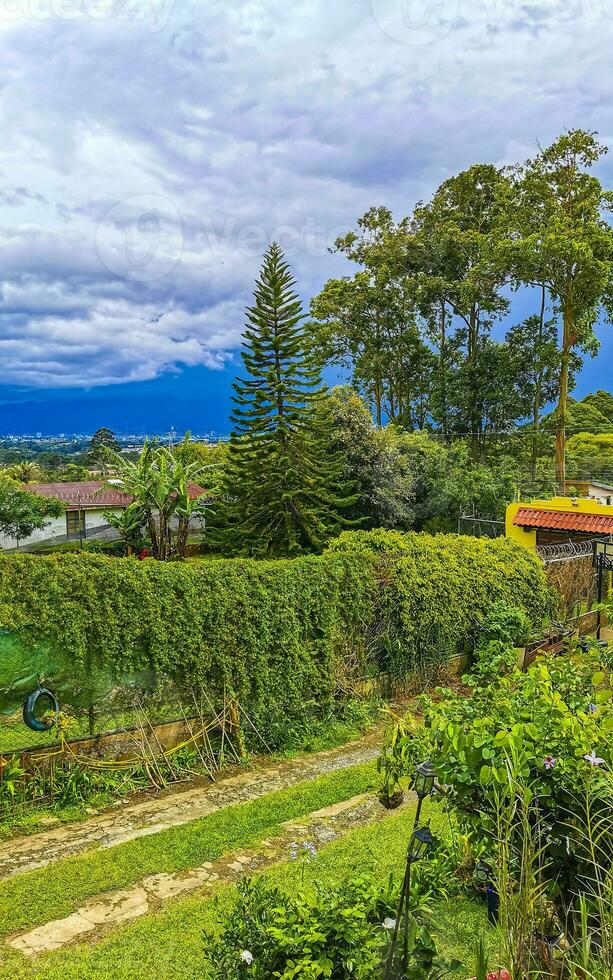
0, 732, 381, 881
8, 789, 411, 957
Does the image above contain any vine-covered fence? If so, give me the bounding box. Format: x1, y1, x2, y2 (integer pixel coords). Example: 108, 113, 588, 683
0, 530, 551, 783
0, 530, 554, 814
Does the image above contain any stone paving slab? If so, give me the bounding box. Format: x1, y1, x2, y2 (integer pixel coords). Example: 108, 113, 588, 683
0, 733, 380, 881
7, 789, 406, 958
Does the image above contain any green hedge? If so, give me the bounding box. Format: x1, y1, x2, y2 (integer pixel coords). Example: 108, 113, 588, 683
327, 530, 552, 674
0, 532, 552, 715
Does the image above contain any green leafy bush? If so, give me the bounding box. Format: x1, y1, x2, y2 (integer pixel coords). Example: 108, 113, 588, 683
327, 531, 551, 677
391, 641, 613, 914
203, 872, 463, 979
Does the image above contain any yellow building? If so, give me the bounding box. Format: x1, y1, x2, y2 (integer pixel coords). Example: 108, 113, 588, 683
506, 496, 613, 551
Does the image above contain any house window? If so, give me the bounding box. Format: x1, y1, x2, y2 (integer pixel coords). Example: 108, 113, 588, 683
66, 510, 86, 540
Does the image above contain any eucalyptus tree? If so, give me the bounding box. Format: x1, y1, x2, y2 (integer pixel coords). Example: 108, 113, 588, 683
310, 268, 432, 429
216, 244, 355, 557
405, 164, 513, 459
506, 130, 613, 487
505, 288, 561, 478
323, 169, 516, 456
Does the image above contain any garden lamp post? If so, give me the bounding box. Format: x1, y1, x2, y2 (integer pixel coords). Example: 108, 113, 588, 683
474, 861, 492, 888
384, 761, 436, 979
474, 861, 499, 924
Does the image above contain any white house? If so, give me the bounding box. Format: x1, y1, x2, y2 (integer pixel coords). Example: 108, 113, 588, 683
564, 480, 613, 506
0, 481, 207, 551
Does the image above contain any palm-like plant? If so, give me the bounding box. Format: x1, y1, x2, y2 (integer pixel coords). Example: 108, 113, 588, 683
4, 461, 46, 484
102, 439, 209, 559
169, 453, 210, 557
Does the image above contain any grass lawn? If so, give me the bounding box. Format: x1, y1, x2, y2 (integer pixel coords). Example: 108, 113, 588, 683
0, 800, 498, 979
0, 760, 377, 941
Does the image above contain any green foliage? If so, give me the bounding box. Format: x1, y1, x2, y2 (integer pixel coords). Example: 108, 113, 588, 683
0, 475, 65, 544
545, 397, 613, 437
318, 391, 554, 532
203, 870, 463, 979
0, 532, 551, 727
583, 389, 613, 424
310, 259, 432, 430
506, 130, 613, 482
1, 460, 46, 483
566, 431, 613, 482
395, 644, 612, 910
327, 530, 552, 675
203, 874, 395, 978
246, 695, 382, 755
307, 131, 613, 492
88, 427, 120, 465
0, 549, 378, 719
103, 501, 148, 554
316, 387, 415, 530
103, 437, 209, 560
215, 244, 355, 558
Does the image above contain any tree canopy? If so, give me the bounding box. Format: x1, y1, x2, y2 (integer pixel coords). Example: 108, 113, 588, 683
0, 477, 65, 545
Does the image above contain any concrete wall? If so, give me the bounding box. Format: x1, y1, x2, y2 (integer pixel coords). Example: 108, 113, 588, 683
0, 508, 124, 551
506, 495, 613, 551
18, 716, 214, 767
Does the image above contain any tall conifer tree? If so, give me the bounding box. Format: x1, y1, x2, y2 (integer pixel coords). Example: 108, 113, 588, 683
216, 243, 355, 556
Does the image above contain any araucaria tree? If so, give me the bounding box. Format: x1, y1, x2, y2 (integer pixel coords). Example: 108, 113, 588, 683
216, 243, 355, 557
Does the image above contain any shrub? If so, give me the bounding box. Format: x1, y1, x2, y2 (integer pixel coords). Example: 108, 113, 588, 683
203, 871, 463, 979
389, 641, 613, 917
327, 531, 552, 677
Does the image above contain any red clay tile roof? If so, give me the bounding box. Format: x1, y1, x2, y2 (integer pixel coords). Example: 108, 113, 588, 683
513, 507, 613, 534
28, 481, 207, 510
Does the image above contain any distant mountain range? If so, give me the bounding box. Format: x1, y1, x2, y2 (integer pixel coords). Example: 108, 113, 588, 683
0, 369, 235, 437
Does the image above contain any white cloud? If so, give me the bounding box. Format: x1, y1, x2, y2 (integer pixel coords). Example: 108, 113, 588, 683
0, 0, 611, 387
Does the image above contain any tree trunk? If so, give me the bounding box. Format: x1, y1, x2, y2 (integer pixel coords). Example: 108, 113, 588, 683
440, 299, 448, 438
374, 312, 383, 428
555, 294, 574, 492
374, 376, 383, 429
148, 511, 159, 559
468, 304, 480, 462
531, 286, 547, 480
177, 517, 189, 558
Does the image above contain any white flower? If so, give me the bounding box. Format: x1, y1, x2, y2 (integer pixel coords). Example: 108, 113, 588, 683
584, 751, 606, 767
240, 950, 254, 965
382, 917, 397, 930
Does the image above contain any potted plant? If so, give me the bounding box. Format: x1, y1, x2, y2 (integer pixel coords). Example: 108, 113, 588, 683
377, 754, 404, 809
377, 714, 414, 809
470, 938, 510, 980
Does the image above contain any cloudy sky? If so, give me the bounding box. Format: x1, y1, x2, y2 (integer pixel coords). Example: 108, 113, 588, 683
0, 0, 612, 433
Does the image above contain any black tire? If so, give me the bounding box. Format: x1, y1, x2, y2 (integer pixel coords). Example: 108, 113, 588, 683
23, 687, 59, 732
